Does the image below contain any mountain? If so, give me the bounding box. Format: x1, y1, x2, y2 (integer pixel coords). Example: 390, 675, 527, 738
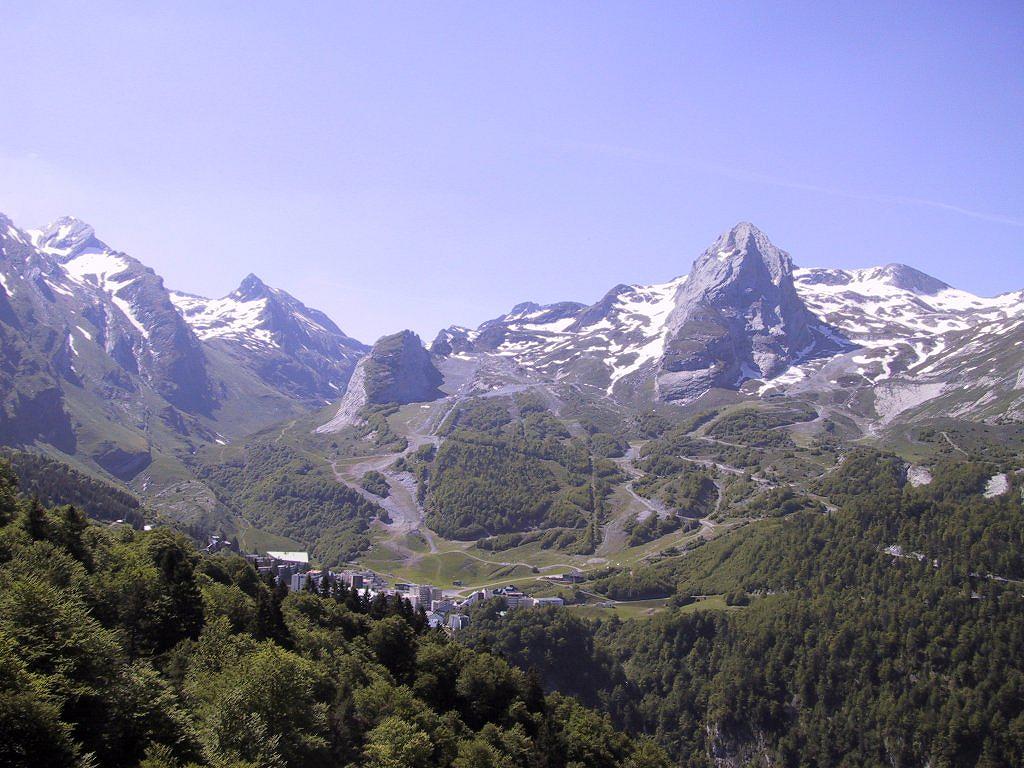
431, 282, 688, 397
656, 222, 840, 401
430, 223, 1024, 425
318, 330, 442, 432
760, 263, 1024, 424
0, 212, 368, 488
3, 210, 1023, 545
0, 217, 76, 451
29, 216, 216, 414
430, 223, 844, 403
171, 274, 367, 406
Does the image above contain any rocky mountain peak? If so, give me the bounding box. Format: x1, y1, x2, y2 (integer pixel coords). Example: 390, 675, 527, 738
232, 273, 272, 302
689, 222, 795, 290
657, 224, 830, 401
31, 216, 105, 260
506, 301, 543, 318
362, 330, 443, 405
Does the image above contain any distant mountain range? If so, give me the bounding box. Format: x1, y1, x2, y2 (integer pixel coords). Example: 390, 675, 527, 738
2, 211, 1022, 493
0, 214, 366, 482
429, 222, 1024, 424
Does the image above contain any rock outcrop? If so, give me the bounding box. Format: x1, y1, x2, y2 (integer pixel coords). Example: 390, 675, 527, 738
317, 331, 443, 434
656, 222, 830, 401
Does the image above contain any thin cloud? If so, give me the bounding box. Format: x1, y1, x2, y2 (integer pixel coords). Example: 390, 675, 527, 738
730, 171, 1024, 228
582, 143, 1024, 228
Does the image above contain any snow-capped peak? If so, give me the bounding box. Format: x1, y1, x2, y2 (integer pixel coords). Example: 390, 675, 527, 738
29, 216, 103, 260
171, 276, 366, 356
865, 264, 950, 295
797, 264, 950, 297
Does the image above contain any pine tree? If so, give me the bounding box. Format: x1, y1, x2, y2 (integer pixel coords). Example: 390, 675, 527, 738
21, 496, 50, 540
0, 460, 19, 524
57, 504, 90, 567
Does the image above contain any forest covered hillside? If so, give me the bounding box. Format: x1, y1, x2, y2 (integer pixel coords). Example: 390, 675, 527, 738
2, 429, 1023, 766
0, 458, 668, 768
460, 452, 1024, 766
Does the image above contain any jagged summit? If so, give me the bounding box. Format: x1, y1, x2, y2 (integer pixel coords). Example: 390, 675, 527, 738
689, 222, 795, 288
169, 271, 367, 405
232, 273, 272, 301
30, 216, 106, 260
654, 224, 835, 400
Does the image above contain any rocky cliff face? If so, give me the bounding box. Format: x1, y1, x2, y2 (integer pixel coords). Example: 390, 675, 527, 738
0, 312, 76, 452
317, 330, 443, 434
31, 217, 216, 414
363, 330, 443, 405
656, 222, 835, 401
0, 216, 78, 450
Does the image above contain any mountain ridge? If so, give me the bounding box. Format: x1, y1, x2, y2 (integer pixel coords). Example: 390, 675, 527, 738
428, 223, 1022, 418
3, 210, 1022, 499
0, 213, 369, 493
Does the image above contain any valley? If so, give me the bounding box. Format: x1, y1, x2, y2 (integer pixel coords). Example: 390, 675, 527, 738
3, 213, 1022, 601
2, 212, 1023, 767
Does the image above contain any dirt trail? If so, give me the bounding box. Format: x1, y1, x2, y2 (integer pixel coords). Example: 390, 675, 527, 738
327, 398, 450, 561
940, 430, 968, 456
600, 443, 725, 560
274, 419, 297, 444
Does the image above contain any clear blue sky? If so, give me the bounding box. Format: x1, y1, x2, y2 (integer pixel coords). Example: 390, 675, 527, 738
1, 1, 1021, 342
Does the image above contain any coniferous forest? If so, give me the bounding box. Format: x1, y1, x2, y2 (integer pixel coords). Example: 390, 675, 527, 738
3, 443, 1023, 767
462, 452, 1024, 767
0, 459, 668, 768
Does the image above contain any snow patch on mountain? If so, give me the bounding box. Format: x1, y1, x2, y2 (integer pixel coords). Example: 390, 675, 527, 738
170, 292, 274, 347
795, 266, 1023, 338
61, 249, 152, 338
28, 217, 99, 259
603, 276, 686, 391
63, 250, 135, 292
793, 266, 1024, 381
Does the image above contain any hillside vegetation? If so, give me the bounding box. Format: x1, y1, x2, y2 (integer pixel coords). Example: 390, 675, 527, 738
0, 458, 666, 768
422, 398, 622, 550
469, 451, 1024, 766
193, 442, 382, 565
